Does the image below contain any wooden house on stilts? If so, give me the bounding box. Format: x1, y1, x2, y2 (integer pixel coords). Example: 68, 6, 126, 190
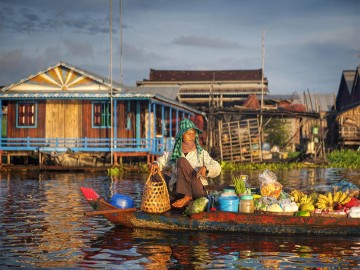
137, 68, 321, 163
333, 65, 360, 149
0, 62, 203, 167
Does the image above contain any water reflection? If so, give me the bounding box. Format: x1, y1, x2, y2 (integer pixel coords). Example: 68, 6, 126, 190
219, 167, 360, 190
82, 227, 360, 269
0, 169, 359, 269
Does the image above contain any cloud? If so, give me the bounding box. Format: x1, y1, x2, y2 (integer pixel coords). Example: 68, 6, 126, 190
64, 39, 94, 58
0, 1, 113, 36
113, 43, 168, 65
171, 35, 241, 49
0, 49, 50, 86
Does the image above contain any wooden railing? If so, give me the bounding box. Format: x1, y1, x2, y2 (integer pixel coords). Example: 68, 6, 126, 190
339, 126, 360, 141
0, 137, 175, 155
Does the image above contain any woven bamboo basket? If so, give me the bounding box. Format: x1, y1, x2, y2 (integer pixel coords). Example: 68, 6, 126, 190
141, 172, 171, 214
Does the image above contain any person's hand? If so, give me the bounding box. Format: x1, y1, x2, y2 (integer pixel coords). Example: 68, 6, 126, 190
197, 166, 207, 178
149, 162, 159, 174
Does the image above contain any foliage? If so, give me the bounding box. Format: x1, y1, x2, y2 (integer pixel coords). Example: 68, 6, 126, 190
263, 118, 290, 148
233, 176, 246, 195
107, 167, 122, 176
221, 161, 314, 172
108, 163, 150, 176
220, 149, 360, 171
327, 149, 360, 169
287, 151, 300, 159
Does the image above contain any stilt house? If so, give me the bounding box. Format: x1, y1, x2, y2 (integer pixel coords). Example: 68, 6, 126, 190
0, 62, 203, 166
137, 68, 319, 163
334, 65, 360, 149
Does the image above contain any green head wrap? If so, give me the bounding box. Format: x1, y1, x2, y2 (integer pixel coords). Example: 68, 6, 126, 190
170, 118, 203, 164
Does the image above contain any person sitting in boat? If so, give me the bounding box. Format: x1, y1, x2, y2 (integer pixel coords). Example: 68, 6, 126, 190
149, 118, 221, 208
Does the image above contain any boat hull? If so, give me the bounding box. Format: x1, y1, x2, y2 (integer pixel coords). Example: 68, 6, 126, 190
81, 187, 360, 236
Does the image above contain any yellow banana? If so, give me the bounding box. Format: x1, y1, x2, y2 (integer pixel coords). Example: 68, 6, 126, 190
339, 191, 349, 204
333, 191, 340, 203
327, 192, 333, 204
316, 202, 326, 210
338, 191, 351, 204
341, 196, 351, 204
318, 194, 328, 203
306, 196, 312, 204
300, 195, 306, 205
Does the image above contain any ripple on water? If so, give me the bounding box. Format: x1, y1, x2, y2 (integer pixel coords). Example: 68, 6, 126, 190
0, 170, 360, 269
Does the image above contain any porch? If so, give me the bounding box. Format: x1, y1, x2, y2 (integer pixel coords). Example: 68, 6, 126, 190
0, 137, 174, 166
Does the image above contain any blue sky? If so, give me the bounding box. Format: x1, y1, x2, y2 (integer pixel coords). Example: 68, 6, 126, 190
0, 0, 359, 94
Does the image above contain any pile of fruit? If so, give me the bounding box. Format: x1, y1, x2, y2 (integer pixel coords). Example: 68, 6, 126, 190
254, 188, 359, 217
241, 171, 360, 217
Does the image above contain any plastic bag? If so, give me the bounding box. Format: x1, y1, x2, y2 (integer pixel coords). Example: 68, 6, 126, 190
183, 197, 209, 216
256, 196, 278, 211
259, 170, 283, 199
332, 180, 359, 197
259, 169, 277, 185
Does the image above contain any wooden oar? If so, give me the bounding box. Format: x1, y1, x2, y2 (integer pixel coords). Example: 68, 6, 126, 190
85, 207, 137, 216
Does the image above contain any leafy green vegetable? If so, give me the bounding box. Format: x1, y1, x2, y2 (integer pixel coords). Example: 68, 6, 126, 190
183, 197, 209, 216
233, 176, 246, 195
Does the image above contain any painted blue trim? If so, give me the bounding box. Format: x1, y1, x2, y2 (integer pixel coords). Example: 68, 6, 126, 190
147, 102, 151, 153
0, 100, 2, 140
125, 100, 131, 130
136, 101, 140, 140
152, 103, 156, 153
92, 101, 111, 128
151, 100, 195, 117
176, 110, 179, 135
161, 105, 165, 137
0, 137, 157, 153
16, 102, 38, 128
169, 108, 172, 138
113, 99, 117, 139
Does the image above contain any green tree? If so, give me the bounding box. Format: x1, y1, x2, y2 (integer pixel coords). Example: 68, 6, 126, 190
264, 118, 289, 147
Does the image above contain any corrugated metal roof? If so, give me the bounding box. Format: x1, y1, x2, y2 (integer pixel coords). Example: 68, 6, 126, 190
299, 93, 336, 112
0, 91, 144, 99
261, 93, 300, 101
127, 85, 180, 100
0, 91, 203, 115
144, 69, 266, 82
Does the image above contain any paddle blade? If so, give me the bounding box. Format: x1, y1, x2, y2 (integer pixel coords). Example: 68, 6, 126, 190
80, 187, 100, 201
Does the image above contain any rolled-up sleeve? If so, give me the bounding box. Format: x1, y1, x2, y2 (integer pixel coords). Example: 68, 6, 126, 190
203, 150, 221, 178
155, 151, 171, 171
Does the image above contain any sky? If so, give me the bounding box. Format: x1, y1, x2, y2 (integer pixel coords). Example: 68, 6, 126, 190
0, 0, 359, 95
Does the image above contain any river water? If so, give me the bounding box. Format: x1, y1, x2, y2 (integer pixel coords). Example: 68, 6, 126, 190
0, 168, 359, 269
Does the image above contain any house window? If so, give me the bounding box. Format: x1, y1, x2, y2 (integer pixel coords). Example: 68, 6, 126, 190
17, 102, 37, 127
93, 102, 111, 127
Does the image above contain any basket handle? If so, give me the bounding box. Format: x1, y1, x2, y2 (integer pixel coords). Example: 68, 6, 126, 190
146, 170, 167, 186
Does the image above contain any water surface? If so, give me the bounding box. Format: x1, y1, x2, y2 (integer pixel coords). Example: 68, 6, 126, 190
0, 168, 359, 269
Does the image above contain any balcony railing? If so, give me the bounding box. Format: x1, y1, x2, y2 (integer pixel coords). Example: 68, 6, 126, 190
0, 137, 175, 155
339, 126, 360, 141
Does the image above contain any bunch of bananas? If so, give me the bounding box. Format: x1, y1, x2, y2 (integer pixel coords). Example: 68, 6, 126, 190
309, 191, 318, 202
316, 192, 334, 211
290, 190, 314, 205
299, 194, 313, 205
333, 191, 352, 205
291, 189, 315, 211
290, 189, 305, 204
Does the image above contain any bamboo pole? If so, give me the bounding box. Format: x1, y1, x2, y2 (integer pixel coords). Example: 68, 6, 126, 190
109, 0, 114, 165
260, 30, 265, 145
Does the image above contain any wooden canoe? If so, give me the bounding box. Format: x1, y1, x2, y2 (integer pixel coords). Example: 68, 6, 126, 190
80, 187, 360, 236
